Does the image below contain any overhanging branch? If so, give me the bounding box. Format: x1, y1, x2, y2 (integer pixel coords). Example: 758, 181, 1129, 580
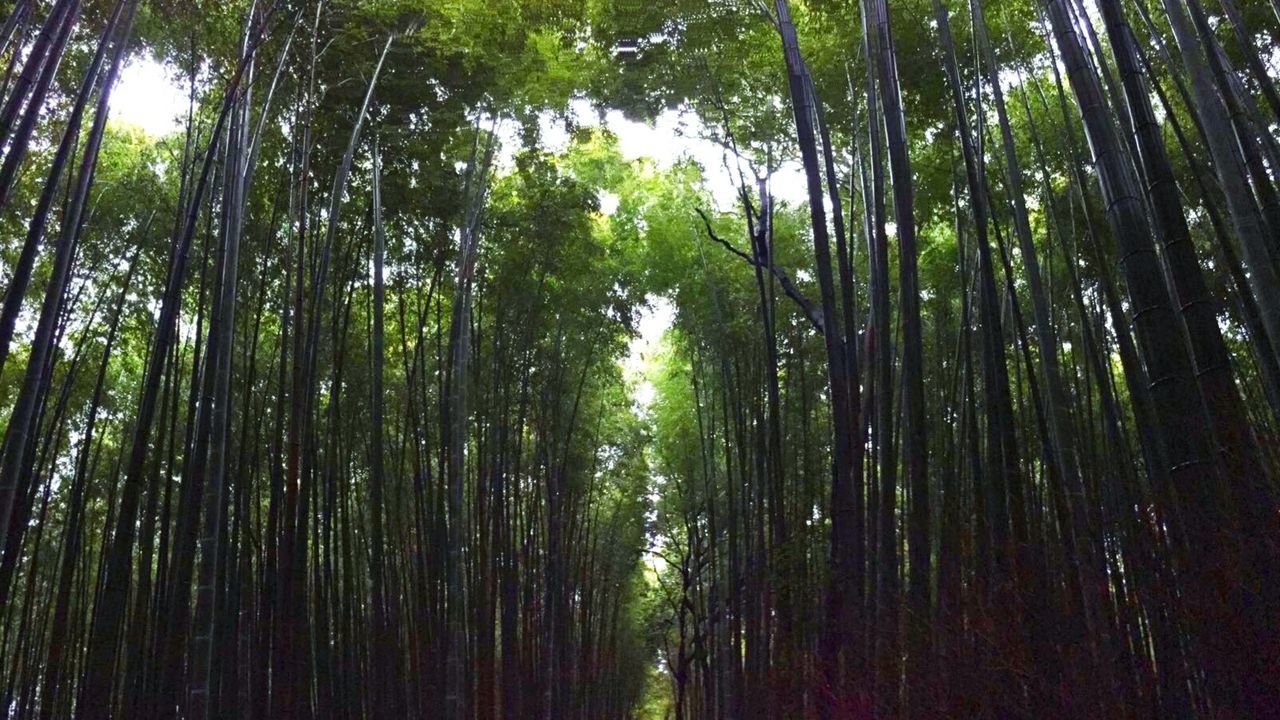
695, 208, 825, 335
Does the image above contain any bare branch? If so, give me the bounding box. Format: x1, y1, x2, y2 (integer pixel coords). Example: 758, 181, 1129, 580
695, 208, 825, 334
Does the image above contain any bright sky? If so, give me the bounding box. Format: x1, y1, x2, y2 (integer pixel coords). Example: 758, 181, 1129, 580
514, 97, 808, 210
111, 54, 807, 207
110, 56, 189, 137
621, 294, 675, 413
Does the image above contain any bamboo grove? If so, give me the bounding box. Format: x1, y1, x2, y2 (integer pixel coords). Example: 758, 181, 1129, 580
0, 0, 1278, 717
